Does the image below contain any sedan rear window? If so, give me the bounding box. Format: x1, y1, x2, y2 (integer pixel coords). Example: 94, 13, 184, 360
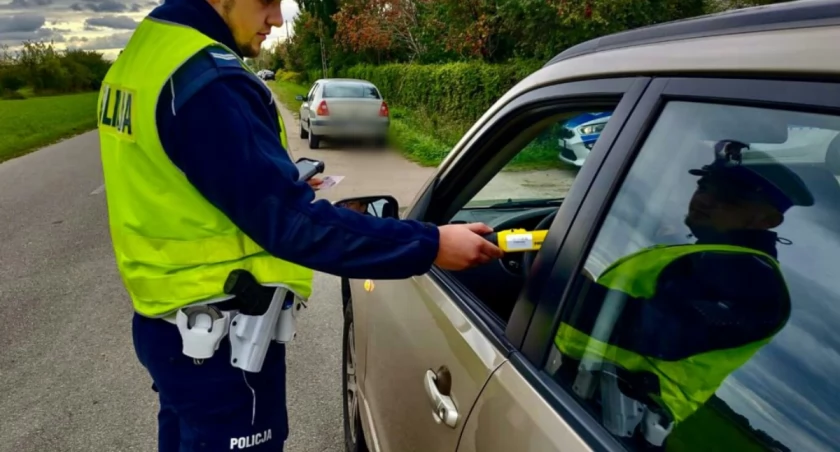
323, 83, 381, 99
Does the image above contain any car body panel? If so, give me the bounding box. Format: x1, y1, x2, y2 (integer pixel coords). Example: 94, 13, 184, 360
456, 361, 592, 452
309, 117, 389, 138
352, 273, 507, 452
343, 276, 379, 451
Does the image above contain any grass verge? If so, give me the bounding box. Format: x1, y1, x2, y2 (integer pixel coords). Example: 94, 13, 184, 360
270, 80, 565, 171
0, 91, 99, 163
271, 80, 309, 113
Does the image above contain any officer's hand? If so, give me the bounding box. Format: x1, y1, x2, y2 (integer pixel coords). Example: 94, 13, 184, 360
308, 177, 324, 191
435, 223, 503, 270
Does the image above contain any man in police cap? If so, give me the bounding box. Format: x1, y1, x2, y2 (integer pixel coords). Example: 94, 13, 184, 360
97, 0, 502, 450
552, 140, 813, 447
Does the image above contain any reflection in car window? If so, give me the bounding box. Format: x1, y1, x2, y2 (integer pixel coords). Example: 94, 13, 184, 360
547, 101, 840, 452
322, 82, 381, 99
465, 110, 614, 207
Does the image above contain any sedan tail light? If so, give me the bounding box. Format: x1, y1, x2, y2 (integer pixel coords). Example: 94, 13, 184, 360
316, 100, 329, 116
379, 101, 389, 117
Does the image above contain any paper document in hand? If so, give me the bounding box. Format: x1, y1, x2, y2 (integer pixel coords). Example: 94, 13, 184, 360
318, 175, 344, 190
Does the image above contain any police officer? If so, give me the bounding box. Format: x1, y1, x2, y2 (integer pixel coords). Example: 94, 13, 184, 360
551, 141, 813, 447
95, 0, 502, 450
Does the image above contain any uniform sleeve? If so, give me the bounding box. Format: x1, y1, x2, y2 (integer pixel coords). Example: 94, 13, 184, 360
155, 73, 440, 280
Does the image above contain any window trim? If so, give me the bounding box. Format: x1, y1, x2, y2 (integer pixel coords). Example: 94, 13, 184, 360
307, 82, 319, 102
403, 77, 652, 351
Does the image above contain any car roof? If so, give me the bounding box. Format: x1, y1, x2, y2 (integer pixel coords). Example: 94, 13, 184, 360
544, 0, 840, 67
316, 78, 377, 86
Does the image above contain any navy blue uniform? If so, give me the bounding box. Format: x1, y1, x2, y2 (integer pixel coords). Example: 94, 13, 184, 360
133, 1, 440, 450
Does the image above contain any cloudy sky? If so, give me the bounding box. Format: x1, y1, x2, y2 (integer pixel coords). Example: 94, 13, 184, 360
0, 0, 300, 60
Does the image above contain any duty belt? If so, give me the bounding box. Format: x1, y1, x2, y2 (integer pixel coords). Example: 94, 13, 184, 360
171, 269, 306, 373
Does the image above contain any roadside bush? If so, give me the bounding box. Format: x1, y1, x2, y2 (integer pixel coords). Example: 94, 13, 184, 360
276, 70, 305, 84
0, 41, 111, 95
337, 59, 543, 124
62, 49, 111, 90
0, 67, 26, 92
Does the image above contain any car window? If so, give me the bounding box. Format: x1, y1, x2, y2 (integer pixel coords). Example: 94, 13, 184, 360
441, 107, 616, 326
545, 100, 840, 452
323, 82, 381, 99
462, 109, 615, 209
307, 83, 319, 102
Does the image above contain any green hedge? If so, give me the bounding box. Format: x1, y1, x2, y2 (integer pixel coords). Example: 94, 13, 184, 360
306, 60, 543, 124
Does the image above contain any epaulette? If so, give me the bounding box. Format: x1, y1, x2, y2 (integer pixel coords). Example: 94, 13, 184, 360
168, 44, 272, 113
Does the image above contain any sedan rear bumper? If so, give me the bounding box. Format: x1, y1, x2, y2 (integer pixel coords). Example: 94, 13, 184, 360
310, 118, 390, 138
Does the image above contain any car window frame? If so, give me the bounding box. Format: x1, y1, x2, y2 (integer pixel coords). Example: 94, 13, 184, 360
514, 75, 840, 451
307, 82, 319, 102
403, 76, 653, 355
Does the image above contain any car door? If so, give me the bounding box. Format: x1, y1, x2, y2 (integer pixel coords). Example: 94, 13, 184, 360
461, 76, 840, 452
353, 76, 651, 452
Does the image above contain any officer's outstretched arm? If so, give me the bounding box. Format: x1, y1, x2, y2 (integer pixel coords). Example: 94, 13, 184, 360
158, 74, 440, 280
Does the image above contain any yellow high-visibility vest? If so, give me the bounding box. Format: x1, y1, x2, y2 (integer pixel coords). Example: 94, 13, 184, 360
555, 244, 788, 424
96, 17, 312, 318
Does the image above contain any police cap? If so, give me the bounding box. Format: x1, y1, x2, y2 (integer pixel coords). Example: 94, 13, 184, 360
689, 140, 815, 213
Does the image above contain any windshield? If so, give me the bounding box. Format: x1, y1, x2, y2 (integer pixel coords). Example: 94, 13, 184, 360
322, 82, 381, 99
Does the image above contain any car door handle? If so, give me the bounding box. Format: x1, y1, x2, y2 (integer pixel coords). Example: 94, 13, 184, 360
424, 369, 459, 428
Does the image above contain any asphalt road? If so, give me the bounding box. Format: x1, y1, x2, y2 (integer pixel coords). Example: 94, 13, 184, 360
0, 102, 435, 451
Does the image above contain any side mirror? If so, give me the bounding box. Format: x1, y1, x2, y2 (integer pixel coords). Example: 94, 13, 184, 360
334, 195, 399, 219
295, 95, 305, 101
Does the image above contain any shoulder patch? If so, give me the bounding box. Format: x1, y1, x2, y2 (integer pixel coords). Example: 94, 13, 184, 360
204, 46, 275, 104
205, 45, 244, 68
162, 44, 275, 116
166, 45, 250, 114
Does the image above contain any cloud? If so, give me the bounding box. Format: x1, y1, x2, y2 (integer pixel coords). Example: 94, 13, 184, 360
0, 0, 158, 52
0, 13, 66, 45
66, 29, 131, 50
0, 0, 54, 8
84, 15, 137, 30
263, 0, 300, 47
70, 0, 128, 12
0, 29, 64, 46
0, 13, 44, 32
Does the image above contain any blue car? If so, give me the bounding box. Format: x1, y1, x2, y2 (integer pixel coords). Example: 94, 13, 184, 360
558, 111, 612, 167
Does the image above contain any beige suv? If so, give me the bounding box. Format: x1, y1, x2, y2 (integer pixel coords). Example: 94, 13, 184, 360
334, 1, 840, 451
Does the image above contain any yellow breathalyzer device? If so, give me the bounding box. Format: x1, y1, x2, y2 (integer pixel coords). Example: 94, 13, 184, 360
482, 229, 548, 253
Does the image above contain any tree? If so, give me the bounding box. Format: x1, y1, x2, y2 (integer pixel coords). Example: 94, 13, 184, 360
333, 0, 433, 61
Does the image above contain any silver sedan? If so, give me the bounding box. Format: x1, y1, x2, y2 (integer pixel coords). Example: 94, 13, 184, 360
296, 78, 390, 149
